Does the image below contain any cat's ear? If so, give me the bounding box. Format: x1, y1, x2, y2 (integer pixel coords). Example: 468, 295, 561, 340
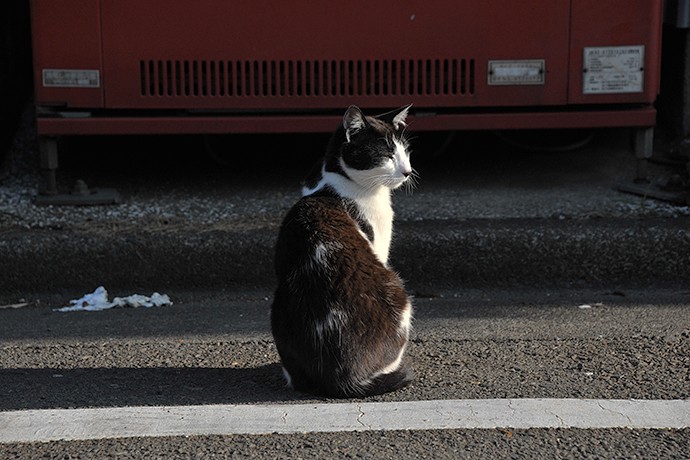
343, 105, 368, 142
377, 104, 412, 130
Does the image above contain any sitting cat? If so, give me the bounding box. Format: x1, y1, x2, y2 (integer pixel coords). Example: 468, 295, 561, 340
271, 105, 415, 398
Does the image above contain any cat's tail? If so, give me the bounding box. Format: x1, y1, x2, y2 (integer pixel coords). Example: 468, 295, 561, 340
294, 363, 414, 399
325, 364, 413, 398
361, 366, 414, 397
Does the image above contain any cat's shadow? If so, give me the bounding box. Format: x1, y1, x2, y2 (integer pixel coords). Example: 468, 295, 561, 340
0, 364, 317, 411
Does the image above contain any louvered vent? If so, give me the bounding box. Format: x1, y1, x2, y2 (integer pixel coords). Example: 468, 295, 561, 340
139, 59, 475, 98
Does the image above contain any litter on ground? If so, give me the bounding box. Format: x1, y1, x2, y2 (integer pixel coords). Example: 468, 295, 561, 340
0, 302, 30, 310
56, 286, 172, 312
577, 302, 604, 310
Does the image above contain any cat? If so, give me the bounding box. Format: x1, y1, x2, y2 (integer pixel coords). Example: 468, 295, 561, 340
271, 104, 415, 398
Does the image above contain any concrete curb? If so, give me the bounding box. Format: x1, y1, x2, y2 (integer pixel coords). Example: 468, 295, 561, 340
394, 217, 690, 289
2, 216, 689, 295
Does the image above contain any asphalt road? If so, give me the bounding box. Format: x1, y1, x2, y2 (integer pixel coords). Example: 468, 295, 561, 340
2, 119, 690, 457
1, 288, 688, 458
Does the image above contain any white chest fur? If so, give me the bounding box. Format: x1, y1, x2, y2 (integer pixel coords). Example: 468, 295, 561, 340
353, 187, 394, 265
303, 167, 395, 265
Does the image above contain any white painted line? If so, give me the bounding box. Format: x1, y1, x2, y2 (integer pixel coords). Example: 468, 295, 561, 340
1, 399, 688, 443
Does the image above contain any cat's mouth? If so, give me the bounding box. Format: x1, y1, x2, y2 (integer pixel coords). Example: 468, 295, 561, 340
392, 170, 417, 193
389, 176, 410, 191
392, 177, 408, 188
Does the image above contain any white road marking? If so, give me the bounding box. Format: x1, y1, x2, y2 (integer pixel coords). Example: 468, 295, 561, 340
1, 399, 688, 443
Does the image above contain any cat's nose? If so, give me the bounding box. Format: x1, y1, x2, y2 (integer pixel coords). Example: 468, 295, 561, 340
402, 170, 411, 178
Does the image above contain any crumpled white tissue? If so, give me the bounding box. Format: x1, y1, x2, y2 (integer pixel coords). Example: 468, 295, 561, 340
56, 286, 172, 312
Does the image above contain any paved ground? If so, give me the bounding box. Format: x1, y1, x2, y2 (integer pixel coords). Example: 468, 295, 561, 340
3, 427, 689, 460
2, 289, 689, 408
1, 107, 689, 458
1, 288, 688, 457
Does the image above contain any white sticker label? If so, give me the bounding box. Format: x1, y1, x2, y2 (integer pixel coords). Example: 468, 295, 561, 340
43, 69, 100, 88
583, 46, 644, 94
488, 60, 545, 85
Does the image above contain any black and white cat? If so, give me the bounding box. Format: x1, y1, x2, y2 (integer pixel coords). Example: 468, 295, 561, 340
271, 105, 415, 398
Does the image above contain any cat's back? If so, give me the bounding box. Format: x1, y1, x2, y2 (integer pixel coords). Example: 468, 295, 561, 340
279, 192, 349, 238
274, 192, 373, 281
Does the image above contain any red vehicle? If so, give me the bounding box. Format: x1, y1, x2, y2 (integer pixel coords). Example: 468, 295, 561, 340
31, 0, 663, 200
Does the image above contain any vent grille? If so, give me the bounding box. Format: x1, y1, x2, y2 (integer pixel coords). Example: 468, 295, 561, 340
139, 59, 475, 98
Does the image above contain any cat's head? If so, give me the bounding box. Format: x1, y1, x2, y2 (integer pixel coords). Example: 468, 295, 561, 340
332, 105, 414, 191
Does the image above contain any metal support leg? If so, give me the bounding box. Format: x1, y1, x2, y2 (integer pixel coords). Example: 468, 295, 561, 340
39, 137, 59, 195
35, 136, 122, 206
618, 126, 688, 205
633, 127, 654, 183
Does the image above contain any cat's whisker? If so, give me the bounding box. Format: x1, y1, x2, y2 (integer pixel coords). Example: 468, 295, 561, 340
400, 128, 415, 144
363, 173, 394, 191
409, 168, 420, 184
400, 168, 419, 194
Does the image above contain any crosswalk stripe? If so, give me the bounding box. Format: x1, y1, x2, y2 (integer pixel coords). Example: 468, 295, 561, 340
1, 399, 688, 443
